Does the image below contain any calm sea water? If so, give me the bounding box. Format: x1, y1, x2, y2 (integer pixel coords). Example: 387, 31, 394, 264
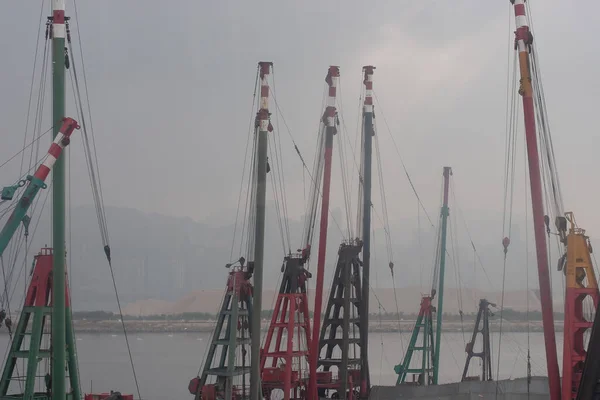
0, 332, 561, 400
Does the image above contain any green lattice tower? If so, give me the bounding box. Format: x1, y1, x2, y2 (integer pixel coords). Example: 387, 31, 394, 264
394, 296, 435, 385
192, 268, 253, 400
0, 248, 80, 399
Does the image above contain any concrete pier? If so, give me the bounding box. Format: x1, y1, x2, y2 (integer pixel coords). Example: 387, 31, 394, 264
370, 377, 549, 399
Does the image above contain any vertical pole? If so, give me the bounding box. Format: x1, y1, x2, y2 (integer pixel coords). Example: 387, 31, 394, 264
421, 315, 428, 385
250, 61, 272, 400
510, 2, 561, 399
66, 303, 82, 400
227, 284, 238, 400
360, 65, 375, 398
484, 304, 492, 381
284, 297, 295, 400
309, 66, 339, 400
51, 0, 67, 398
340, 260, 351, 397
433, 167, 451, 384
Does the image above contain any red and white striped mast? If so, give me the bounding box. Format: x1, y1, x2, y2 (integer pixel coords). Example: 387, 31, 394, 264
308, 65, 340, 400
34, 118, 79, 182
509, 1, 561, 398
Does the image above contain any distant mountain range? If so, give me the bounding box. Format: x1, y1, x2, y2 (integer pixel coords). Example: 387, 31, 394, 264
122, 286, 556, 317
9, 204, 559, 312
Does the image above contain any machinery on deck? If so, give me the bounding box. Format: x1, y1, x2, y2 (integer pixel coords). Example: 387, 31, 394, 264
554, 213, 600, 399
461, 299, 495, 382
394, 296, 434, 385
0, 118, 80, 400
309, 66, 376, 400
0, 117, 131, 399
189, 260, 254, 400
259, 66, 340, 400
316, 240, 364, 398
260, 253, 311, 400
84, 392, 133, 400
394, 167, 451, 387
189, 62, 273, 400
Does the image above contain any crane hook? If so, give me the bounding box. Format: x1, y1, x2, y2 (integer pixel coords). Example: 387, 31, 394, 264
502, 237, 510, 255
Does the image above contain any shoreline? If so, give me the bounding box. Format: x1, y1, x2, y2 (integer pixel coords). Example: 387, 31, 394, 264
28, 319, 564, 334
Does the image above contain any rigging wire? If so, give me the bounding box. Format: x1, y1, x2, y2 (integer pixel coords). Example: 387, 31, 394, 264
267, 139, 289, 255
496, 39, 520, 393
371, 90, 435, 228
337, 122, 353, 239
336, 80, 356, 238
355, 110, 365, 237
447, 199, 466, 345
230, 68, 259, 261
271, 67, 292, 252
417, 199, 424, 291
5, 20, 51, 279
373, 126, 393, 265
343, 77, 363, 236
18, 0, 46, 179
269, 89, 347, 240
242, 121, 259, 261
0, 1, 70, 389
72, 0, 110, 228
429, 180, 443, 297
372, 120, 407, 352
66, 15, 142, 398
302, 125, 325, 249
449, 180, 496, 291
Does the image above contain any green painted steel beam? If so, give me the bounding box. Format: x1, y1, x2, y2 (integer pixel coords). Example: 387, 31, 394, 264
0, 177, 46, 258
51, 6, 68, 398
433, 167, 451, 385
250, 94, 269, 400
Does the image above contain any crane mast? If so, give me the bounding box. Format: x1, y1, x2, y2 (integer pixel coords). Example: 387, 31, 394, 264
250, 61, 273, 400
359, 65, 375, 398
394, 167, 451, 386
509, 1, 561, 398
432, 166, 450, 384
309, 66, 340, 400
50, 1, 73, 397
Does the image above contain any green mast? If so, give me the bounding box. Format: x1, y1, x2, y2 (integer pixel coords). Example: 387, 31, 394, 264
432, 166, 451, 384
250, 61, 272, 400
51, 1, 68, 398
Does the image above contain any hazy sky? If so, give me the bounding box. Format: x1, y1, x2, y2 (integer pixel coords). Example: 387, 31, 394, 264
1, 1, 599, 256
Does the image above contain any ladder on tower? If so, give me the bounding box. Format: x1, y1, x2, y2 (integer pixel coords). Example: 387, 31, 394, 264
316, 241, 364, 399
0, 248, 79, 400
260, 253, 311, 400
189, 261, 253, 400
394, 296, 435, 386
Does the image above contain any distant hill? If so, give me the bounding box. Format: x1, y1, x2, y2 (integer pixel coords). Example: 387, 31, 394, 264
122, 286, 557, 317
5, 204, 557, 312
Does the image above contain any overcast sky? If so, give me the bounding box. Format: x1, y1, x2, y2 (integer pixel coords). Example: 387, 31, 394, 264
1, 1, 599, 271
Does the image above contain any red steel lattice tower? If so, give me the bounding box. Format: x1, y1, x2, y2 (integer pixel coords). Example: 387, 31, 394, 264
260, 255, 312, 400
308, 66, 341, 400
